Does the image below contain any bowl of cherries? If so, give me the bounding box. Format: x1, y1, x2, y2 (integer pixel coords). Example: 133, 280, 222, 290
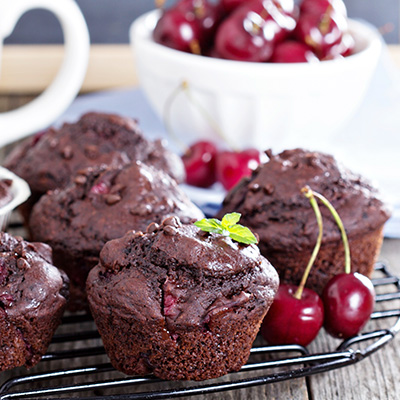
130, 0, 382, 153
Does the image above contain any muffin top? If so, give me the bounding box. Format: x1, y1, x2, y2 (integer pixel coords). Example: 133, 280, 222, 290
30, 161, 204, 256
4, 112, 185, 194
87, 216, 279, 329
218, 148, 391, 250
0, 232, 68, 321
0, 179, 13, 208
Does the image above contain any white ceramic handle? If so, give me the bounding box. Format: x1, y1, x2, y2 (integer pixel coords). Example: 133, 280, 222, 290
0, 0, 90, 147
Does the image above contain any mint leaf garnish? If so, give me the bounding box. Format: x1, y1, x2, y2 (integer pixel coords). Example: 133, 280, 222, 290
194, 213, 257, 245
193, 218, 223, 234
227, 224, 258, 244
221, 212, 241, 228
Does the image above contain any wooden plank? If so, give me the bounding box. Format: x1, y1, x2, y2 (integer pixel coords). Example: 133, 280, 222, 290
0, 45, 138, 94
0, 44, 399, 94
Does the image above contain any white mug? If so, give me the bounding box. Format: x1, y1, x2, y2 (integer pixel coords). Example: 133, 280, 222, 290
0, 0, 90, 147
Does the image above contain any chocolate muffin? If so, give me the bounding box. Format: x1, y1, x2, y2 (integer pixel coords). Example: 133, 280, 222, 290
87, 216, 279, 381
0, 232, 68, 371
0, 179, 13, 208
218, 148, 391, 294
29, 161, 204, 311
4, 112, 185, 223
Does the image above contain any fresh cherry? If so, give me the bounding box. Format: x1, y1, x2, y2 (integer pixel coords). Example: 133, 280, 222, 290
294, 9, 346, 58
271, 40, 319, 62
215, 0, 296, 62
181, 140, 218, 188
261, 284, 324, 346
154, 0, 221, 54
176, 0, 223, 49
153, 7, 202, 53
216, 148, 261, 190
322, 32, 354, 59
323, 272, 375, 339
215, 1, 274, 62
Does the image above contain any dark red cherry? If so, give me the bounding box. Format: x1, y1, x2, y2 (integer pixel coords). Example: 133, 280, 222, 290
216, 148, 261, 190
322, 32, 354, 59
182, 141, 218, 188
204, 46, 223, 58
271, 40, 319, 62
215, 3, 274, 62
323, 272, 375, 339
215, 0, 296, 62
153, 7, 202, 54
295, 9, 346, 58
176, 0, 223, 49
260, 284, 324, 346
220, 0, 248, 14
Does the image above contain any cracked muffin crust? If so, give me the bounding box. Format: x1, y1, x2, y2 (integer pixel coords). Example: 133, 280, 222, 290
87, 216, 279, 381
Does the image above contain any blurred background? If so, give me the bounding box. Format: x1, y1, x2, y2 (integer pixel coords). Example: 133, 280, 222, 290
4, 0, 400, 45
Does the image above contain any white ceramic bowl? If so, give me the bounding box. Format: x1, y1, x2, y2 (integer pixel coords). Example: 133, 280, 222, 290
130, 10, 382, 150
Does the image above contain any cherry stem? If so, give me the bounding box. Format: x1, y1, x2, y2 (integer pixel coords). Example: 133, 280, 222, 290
311, 190, 351, 274
294, 186, 324, 300
193, 0, 206, 19
319, 5, 333, 35
189, 39, 201, 55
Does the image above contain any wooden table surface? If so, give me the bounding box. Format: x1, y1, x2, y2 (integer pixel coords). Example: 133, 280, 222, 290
0, 45, 399, 400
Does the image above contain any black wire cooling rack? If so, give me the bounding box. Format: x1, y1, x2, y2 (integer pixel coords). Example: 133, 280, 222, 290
0, 262, 399, 400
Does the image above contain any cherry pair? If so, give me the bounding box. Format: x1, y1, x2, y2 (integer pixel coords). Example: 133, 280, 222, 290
182, 140, 261, 190
260, 187, 375, 346
261, 272, 375, 346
